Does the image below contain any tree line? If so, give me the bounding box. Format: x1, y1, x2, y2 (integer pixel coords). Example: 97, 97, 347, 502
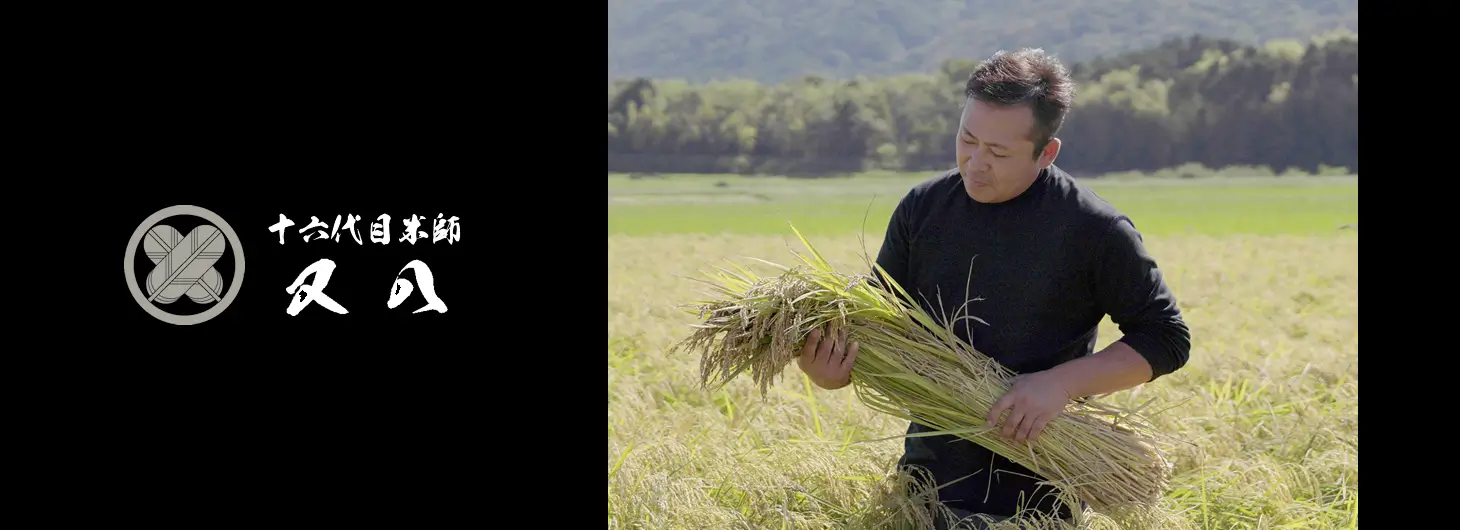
607, 31, 1357, 177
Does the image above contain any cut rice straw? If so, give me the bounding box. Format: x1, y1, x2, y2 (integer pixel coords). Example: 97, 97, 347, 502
670, 224, 1180, 515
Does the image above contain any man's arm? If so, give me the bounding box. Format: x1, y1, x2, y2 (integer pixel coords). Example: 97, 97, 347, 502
1050, 216, 1191, 397
988, 216, 1191, 443
1046, 341, 1153, 399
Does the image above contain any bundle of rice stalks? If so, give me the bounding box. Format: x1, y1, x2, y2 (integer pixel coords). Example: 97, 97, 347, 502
671, 227, 1178, 514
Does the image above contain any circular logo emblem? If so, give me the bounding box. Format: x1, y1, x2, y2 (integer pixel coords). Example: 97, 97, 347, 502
123, 205, 245, 325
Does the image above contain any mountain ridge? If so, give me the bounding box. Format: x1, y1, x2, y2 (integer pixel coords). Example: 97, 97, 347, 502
607, 0, 1358, 83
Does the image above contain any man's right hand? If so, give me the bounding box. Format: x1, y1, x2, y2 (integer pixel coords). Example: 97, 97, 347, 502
798, 327, 859, 390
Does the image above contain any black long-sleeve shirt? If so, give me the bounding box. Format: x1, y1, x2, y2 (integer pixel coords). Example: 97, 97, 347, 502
873, 165, 1191, 518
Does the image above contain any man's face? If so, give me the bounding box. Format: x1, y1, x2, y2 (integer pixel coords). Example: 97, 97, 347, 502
955, 99, 1059, 203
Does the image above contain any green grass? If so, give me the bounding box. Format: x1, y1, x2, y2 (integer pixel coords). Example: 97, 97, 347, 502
608, 174, 1358, 237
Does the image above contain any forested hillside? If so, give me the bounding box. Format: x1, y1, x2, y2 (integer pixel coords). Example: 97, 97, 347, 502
608, 0, 1358, 84
607, 32, 1357, 176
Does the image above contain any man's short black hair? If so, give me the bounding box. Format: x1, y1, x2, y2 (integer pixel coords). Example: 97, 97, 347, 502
965, 48, 1076, 159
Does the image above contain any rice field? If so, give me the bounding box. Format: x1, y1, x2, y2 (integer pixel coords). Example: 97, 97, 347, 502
607, 174, 1358, 529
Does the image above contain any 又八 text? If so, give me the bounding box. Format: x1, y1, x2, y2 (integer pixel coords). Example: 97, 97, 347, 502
284, 259, 450, 316
268, 213, 461, 245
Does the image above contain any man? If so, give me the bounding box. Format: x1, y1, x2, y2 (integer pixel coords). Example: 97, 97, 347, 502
797, 48, 1191, 529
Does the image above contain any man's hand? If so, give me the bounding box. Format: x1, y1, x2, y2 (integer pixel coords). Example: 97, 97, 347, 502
798, 327, 858, 390
986, 370, 1073, 444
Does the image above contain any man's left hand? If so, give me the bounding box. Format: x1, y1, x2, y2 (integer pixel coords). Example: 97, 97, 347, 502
986, 370, 1073, 444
